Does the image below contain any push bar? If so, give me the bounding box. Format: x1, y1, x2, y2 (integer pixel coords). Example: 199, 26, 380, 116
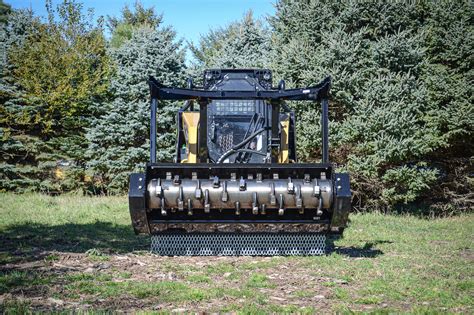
148, 76, 331, 102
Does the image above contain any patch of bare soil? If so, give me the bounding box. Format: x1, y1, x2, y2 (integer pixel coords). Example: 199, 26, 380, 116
0, 252, 325, 311
459, 248, 474, 262
0, 251, 401, 312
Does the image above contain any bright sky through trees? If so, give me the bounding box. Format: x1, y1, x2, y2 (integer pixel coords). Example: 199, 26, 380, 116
8, 0, 275, 44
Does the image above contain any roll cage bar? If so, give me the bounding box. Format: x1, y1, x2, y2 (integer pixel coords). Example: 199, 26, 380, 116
147, 75, 331, 164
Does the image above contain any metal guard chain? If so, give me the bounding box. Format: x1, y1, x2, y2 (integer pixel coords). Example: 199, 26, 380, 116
150, 233, 326, 256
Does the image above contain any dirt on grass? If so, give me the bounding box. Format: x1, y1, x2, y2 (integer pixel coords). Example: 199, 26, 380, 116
0, 250, 379, 313
1, 244, 470, 313
0, 194, 472, 313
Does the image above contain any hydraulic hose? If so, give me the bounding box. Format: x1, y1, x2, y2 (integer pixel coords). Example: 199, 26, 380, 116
222, 149, 267, 161
236, 116, 265, 163
217, 128, 266, 163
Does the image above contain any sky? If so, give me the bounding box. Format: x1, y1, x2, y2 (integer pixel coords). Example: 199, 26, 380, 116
7, 0, 276, 45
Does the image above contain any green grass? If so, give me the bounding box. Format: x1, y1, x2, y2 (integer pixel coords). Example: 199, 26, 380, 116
0, 270, 54, 294
0, 192, 473, 313
186, 274, 212, 283
246, 273, 273, 288
0, 193, 148, 257
66, 278, 212, 301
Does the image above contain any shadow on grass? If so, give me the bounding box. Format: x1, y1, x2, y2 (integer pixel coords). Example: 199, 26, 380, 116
327, 239, 389, 258
0, 221, 149, 263
1, 221, 387, 263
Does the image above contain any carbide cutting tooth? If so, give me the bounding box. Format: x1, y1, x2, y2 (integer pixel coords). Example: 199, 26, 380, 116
212, 176, 220, 188
304, 174, 311, 183
317, 196, 323, 216
269, 182, 276, 205
278, 194, 284, 216
270, 195, 276, 205
153, 178, 163, 197
260, 204, 266, 215
239, 177, 246, 191
252, 192, 258, 215
221, 181, 228, 202
296, 197, 303, 209
296, 184, 303, 210
195, 179, 202, 199
173, 174, 181, 185
287, 177, 294, 194
187, 198, 193, 216
177, 186, 184, 211
235, 201, 240, 215
313, 178, 320, 197
204, 189, 210, 213
160, 197, 167, 216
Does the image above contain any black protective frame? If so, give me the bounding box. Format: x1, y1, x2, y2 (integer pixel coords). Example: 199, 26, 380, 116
148, 75, 331, 164
128, 74, 351, 236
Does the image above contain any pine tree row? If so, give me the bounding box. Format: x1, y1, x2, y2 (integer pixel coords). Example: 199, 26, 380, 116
1, 0, 472, 213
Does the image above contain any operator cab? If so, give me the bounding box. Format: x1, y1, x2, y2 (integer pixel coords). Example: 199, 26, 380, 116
204, 70, 273, 163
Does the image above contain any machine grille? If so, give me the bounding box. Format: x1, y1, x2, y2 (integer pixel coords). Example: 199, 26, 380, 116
150, 233, 326, 256
217, 133, 234, 152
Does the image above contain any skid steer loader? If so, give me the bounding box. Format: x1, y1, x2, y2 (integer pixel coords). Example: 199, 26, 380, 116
129, 69, 351, 255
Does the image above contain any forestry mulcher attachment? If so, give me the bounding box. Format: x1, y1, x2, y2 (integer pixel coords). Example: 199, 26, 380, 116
129, 69, 351, 255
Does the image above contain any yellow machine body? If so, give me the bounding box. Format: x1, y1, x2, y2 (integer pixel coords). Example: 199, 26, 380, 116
279, 117, 290, 163
181, 112, 200, 163
181, 112, 290, 164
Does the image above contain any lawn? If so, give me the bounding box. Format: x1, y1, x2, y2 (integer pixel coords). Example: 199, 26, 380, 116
0, 193, 472, 313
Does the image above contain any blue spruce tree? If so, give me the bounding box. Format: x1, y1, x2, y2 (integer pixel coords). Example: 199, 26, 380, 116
0, 9, 41, 191
270, 1, 472, 211
189, 10, 270, 79
86, 26, 186, 193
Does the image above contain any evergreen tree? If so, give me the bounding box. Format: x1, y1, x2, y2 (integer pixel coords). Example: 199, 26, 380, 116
0, 0, 10, 24
0, 8, 36, 102
1, 0, 471, 212
270, 1, 472, 212
107, 1, 162, 48
0, 8, 39, 191
189, 10, 271, 74
420, 1, 473, 213
86, 25, 186, 193
0, 1, 110, 192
